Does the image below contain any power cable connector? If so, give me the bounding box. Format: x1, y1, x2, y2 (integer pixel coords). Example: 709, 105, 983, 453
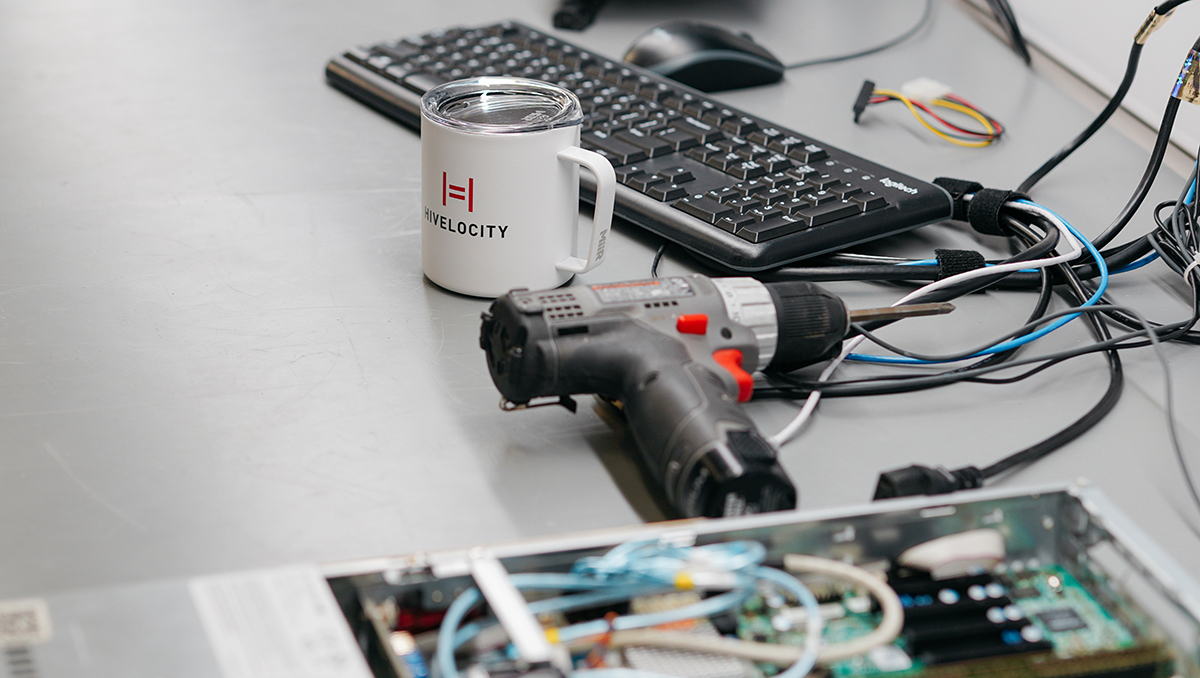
852, 80, 876, 123
872, 464, 983, 499
900, 77, 952, 104
1136, 8, 1174, 44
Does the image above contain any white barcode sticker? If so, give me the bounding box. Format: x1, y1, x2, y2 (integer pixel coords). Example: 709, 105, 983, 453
189, 565, 372, 678
0, 598, 52, 646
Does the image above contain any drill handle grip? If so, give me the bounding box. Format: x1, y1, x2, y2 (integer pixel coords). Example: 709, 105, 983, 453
623, 361, 796, 518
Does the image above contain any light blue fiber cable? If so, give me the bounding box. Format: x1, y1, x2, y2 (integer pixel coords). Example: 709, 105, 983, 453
753, 566, 822, 678
435, 541, 782, 678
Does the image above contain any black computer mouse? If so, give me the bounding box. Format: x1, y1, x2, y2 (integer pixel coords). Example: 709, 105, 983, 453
623, 21, 785, 93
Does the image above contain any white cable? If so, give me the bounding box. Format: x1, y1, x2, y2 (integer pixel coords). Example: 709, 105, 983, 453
769, 200, 1083, 447
599, 556, 903, 666
782, 555, 904, 663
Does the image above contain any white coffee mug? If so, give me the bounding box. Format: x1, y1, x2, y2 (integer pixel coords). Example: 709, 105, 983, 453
420, 77, 617, 298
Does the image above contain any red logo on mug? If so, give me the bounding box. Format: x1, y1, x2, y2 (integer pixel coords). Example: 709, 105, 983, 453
443, 172, 474, 212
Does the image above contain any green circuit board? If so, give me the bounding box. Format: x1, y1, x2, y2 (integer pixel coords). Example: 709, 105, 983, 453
736, 564, 1149, 678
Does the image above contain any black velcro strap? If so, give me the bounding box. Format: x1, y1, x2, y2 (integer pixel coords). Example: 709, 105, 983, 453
935, 249, 986, 280
968, 187, 1026, 236
934, 177, 1028, 237
933, 177, 983, 222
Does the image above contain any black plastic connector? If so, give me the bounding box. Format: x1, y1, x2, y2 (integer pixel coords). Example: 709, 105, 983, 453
852, 80, 876, 124
872, 464, 984, 500
552, 0, 606, 30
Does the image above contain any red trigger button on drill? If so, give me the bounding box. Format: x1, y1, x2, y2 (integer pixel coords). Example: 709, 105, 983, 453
712, 349, 753, 402
676, 314, 708, 334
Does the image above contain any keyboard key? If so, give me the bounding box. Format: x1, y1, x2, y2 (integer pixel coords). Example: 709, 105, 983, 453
674, 195, 733, 223
701, 110, 734, 128
786, 143, 829, 163
367, 54, 395, 70
346, 47, 373, 63
726, 195, 764, 214
748, 127, 783, 146
614, 129, 672, 157
760, 172, 794, 188
708, 187, 742, 202
639, 82, 675, 101
747, 206, 783, 222
401, 71, 452, 93
761, 153, 793, 173
716, 213, 756, 233
677, 117, 724, 143
732, 179, 771, 196
581, 130, 648, 165
627, 174, 666, 191
659, 167, 694, 183
779, 196, 809, 213
806, 174, 842, 191
758, 188, 791, 205
715, 137, 748, 153
785, 165, 818, 182
706, 152, 744, 171
725, 160, 768, 180
852, 191, 889, 211
801, 190, 838, 206
616, 166, 648, 182
794, 201, 860, 227
736, 144, 771, 162
737, 214, 806, 242
769, 135, 806, 154
647, 183, 689, 201
687, 142, 723, 161
722, 115, 759, 136
834, 182, 864, 199
656, 127, 703, 151
614, 110, 646, 126
384, 63, 418, 80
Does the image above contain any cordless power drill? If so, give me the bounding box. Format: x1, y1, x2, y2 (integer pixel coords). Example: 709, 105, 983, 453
479, 274, 948, 519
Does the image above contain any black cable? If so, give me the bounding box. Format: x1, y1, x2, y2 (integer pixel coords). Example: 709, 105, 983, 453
1019, 42, 1143, 192
985, 0, 1032, 65
650, 242, 668, 278
764, 213, 1061, 288
783, 0, 933, 70
1159, 0, 1195, 13
1093, 98, 1180, 249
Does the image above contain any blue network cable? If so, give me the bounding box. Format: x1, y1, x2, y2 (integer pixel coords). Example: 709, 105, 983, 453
848, 201, 1109, 364
1115, 172, 1198, 274
1114, 251, 1160, 274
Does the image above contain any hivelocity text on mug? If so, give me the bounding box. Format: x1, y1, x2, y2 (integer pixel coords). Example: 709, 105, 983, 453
424, 207, 509, 239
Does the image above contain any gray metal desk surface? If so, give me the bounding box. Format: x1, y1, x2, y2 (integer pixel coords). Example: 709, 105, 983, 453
2, 0, 1198, 600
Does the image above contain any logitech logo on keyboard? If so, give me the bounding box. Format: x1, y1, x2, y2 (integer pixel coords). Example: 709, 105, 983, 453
879, 177, 918, 195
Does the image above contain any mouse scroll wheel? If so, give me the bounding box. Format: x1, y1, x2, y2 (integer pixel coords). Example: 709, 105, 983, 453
739, 32, 755, 42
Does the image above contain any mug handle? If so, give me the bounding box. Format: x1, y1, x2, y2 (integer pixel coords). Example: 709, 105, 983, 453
555, 146, 616, 274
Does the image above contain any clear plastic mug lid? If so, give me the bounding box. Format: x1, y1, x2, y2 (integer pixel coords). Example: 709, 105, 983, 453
421, 77, 584, 134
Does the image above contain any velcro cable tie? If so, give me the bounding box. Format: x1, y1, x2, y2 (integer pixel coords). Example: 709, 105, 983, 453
933, 177, 982, 222
934, 249, 986, 280
933, 177, 1027, 237
1183, 253, 1200, 286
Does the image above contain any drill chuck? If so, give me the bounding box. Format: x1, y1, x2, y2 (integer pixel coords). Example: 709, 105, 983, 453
763, 280, 851, 372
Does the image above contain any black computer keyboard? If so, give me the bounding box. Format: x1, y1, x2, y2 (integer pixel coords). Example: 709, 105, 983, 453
325, 21, 953, 271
